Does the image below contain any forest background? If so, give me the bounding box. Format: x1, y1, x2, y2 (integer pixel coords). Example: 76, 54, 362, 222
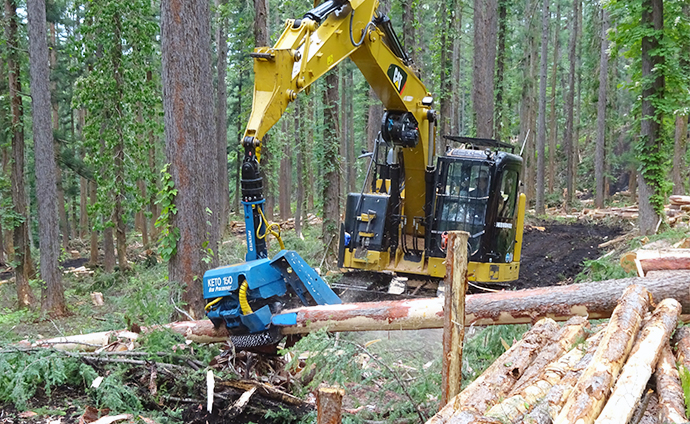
0, 0, 689, 319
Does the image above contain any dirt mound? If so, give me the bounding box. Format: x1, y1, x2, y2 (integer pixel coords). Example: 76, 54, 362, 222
514, 222, 624, 290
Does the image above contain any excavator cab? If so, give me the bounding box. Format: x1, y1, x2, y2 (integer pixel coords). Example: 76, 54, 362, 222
429, 148, 523, 267
339, 136, 526, 285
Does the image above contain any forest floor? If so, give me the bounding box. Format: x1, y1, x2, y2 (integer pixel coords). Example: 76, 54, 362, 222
0, 216, 635, 424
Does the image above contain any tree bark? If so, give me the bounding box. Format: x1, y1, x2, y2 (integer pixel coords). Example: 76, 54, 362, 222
472, 0, 498, 138
279, 275, 690, 333
638, 0, 665, 235
322, 72, 340, 253
494, 0, 506, 138
6, 0, 34, 308
103, 224, 116, 273
138, 180, 149, 247
595, 298, 680, 424
89, 181, 99, 266
316, 387, 345, 424
672, 114, 687, 195
216, 0, 229, 235
548, 4, 560, 194
112, 11, 128, 272
441, 232, 469, 406
655, 342, 687, 423
28, 0, 67, 316
401, 0, 416, 65
564, 0, 579, 207
162, 0, 219, 319
554, 285, 650, 424
535, 0, 549, 214
279, 119, 291, 221
294, 102, 304, 238
439, 0, 453, 139
594, 9, 610, 209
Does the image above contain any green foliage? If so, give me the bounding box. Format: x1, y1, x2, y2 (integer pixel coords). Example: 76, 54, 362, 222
155, 164, 180, 262
679, 364, 690, 417
0, 350, 97, 410
89, 370, 143, 412
283, 329, 442, 422
577, 255, 636, 282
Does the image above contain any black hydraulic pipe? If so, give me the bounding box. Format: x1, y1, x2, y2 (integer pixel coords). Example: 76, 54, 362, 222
303, 0, 346, 23
374, 14, 412, 66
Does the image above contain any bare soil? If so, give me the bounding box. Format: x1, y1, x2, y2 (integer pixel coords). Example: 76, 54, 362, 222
514, 221, 624, 290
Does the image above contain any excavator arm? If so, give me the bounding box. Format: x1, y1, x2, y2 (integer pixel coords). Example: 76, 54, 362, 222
240, 0, 437, 261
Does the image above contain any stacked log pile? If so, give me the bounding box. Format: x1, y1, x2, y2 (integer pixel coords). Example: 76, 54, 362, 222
426, 285, 690, 424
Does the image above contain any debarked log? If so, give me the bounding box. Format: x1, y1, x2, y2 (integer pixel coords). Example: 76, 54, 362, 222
594, 298, 681, 424
279, 274, 690, 334
554, 285, 650, 424
655, 341, 687, 423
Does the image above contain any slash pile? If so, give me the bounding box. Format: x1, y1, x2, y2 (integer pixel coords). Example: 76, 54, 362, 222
427, 284, 690, 424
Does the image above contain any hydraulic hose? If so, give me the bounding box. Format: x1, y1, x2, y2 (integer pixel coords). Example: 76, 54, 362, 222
239, 280, 254, 315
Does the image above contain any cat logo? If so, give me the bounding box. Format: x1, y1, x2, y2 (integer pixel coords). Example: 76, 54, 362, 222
387, 64, 408, 94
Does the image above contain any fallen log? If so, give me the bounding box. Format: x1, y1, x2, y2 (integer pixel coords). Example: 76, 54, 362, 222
509, 316, 589, 395
636, 249, 690, 275
280, 274, 690, 334
554, 285, 650, 424
317, 386, 344, 424
655, 342, 687, 423
23, 275, 690, 352
595, 298, 681, 424
522, 329, 606, 424
426, 318, 560, 423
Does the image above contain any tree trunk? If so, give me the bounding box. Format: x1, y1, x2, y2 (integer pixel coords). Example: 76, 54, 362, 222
322, 72, 340, 254
279, 122, 291, 221
307, 99, 315, 211
138, 180, 149, 247
103, 224, 116, 273
365, 88, 382, 190
594, 9, 610, 209
451, 0, 463, 136
89, 181, 99, 266
234, 74, 243, 214
56, 167, 70, 250
638, 0, 665, 235
6, 0, 34, 308
346, 67, 355, 194
112, 11, 128, 272
80, 176, 88, 238
472, 0, 498, 138
401, 0, 416, 65
535, 0, 549, 214
28, 0, 67, 316
554, 285, 650, 424
595, 298, 680, 424
439, 1, 452, 139
564, 0, 578, 207
317, 387, 345, 424
548, 4, 560, 194
148, 141, 159, 241
655, 342, 687, 423
216, 0, 229, 234
281, 274, 690, 335
294, 102, 304, 239
162, 0, 219, 319
494, 0, 506, 138
672, 114, 687, 195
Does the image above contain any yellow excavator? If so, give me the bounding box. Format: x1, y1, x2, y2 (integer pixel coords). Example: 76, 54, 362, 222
203, 0, 526, 344
240, 0, 526, 284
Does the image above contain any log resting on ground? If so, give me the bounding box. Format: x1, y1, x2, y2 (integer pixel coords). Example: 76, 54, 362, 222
655, 342, 687, 423
554, 285, 651, 424
636, 249, 690, 275
595, 298, 681, 424
22, 275, 690, 350
426, 318, 560, 423
673, 326, 690, 372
